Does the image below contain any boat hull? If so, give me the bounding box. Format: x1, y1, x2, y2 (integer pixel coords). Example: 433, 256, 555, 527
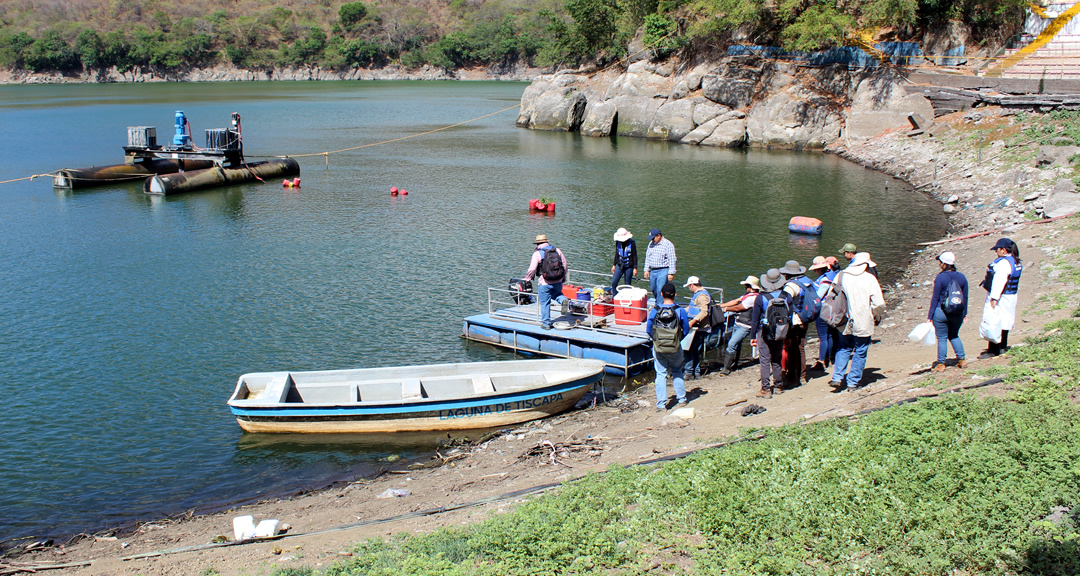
53, 159, 216, 189
228, 359, 604, 434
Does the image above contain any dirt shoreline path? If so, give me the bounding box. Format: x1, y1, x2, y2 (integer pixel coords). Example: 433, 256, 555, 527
9, 109, 1080, 576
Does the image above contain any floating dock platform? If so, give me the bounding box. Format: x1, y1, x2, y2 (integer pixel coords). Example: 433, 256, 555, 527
463, 298, 652, 377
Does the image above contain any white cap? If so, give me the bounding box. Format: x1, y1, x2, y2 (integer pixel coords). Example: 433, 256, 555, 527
938, 251, 956, 265
851, 252, 876, 267
683, 276, 701, 287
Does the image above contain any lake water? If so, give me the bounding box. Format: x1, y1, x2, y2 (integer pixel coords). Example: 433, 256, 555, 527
0, 80, 945, 544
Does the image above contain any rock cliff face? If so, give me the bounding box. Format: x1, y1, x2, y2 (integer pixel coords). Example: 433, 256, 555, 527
516, 57, 934, 150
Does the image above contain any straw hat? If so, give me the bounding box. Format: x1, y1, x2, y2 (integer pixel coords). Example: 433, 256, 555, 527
739, 275, 761, 291
613, 228, 633, 242
808, 256, 828, 271
534, 234, 549, 245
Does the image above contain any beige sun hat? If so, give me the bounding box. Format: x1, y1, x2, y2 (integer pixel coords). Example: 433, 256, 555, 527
534, 234, 549, 245
739, 275, 761, 290
613, 228, 633, 242
851, 252, 876, 267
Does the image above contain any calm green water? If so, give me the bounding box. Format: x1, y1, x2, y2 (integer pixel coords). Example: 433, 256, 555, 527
0, 81, 944, 543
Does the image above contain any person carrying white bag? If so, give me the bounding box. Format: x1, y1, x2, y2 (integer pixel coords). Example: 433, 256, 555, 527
978, 238, 1022, 359
928, 251, 969, 372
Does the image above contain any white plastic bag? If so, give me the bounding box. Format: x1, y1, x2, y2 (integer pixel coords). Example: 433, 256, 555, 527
908, 322, 933, 346
979, 301, 1002, 344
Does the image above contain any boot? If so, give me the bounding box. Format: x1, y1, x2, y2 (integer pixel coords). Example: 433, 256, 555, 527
720, 352, 735, 375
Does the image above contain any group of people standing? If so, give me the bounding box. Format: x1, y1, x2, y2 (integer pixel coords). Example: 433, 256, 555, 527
524, 228, 1023, 412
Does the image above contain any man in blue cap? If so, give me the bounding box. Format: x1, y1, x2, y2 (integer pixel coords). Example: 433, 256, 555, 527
643, 229, 677, 302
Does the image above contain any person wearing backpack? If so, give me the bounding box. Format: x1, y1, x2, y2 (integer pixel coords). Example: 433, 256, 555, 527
610, 228, 638, 295
523, 234, 569, 330
809, 256, 840, 371
830, 252, 885, 392
682, 276, 712, 380
749, 269, 790, 398
927, 251, 968, 372
780, 260, 819, 387
646, 282, 690, 411
978, 238, 1022, 358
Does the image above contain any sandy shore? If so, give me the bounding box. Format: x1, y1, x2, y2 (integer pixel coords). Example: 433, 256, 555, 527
6, 108, 1079, 576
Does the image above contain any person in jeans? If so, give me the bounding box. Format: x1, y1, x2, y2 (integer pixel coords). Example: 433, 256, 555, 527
522, 234, 568, 330
645, 283, 690, 411
830, 253, 885, 391
809, 256, 840, 370
929, 251, 968, 371
718, 275, 761, 375
682, 276, 711, 380
610, 227, 638, 295
643, 229, 677, 303
749, 269, 788, 399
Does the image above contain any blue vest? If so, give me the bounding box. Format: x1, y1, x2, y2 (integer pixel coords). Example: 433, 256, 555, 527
984, 256, 1022, 295
615, 241, 633, 266
686, 288, 710, 318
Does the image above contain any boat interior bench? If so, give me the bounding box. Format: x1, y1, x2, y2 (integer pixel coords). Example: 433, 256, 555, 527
286, 373, 551, 403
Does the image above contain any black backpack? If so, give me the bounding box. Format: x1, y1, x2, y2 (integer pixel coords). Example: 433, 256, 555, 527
941, 274, 965, 315
652, 306, 682, 354
763, 291, 792, 340
539, 246, 565, 282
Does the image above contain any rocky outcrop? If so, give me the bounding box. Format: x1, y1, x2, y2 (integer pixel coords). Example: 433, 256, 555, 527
518, 57, 932, 150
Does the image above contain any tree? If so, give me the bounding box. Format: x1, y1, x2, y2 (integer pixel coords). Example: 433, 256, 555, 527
75, 29, 104, 69
565, 0, 619, 54
24, 30, 79, 72
339, 2, 369, 29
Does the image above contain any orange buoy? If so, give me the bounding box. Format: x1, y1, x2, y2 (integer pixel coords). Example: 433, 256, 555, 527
788, 216, 822, 235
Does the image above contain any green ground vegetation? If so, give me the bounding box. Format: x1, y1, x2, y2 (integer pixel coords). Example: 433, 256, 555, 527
0, 0, 1030, 74
267, 306, 1080, 576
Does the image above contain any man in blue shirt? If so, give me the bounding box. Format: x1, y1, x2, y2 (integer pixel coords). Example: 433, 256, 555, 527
646, 282, 690, 411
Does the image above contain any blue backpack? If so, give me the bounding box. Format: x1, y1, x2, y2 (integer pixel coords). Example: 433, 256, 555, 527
788, 276, 821, 324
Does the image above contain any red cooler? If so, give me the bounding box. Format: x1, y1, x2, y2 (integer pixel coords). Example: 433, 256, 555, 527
613, 287, 648, 325
561, 284, 581, 300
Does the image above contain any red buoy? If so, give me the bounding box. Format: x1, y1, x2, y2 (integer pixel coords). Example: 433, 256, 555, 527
401, 189, 408, 195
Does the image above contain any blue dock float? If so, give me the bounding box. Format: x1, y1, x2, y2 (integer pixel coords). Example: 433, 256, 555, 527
463, 303, 652, 377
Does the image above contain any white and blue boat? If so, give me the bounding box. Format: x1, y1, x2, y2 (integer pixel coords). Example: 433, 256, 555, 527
227, 358, 606, 434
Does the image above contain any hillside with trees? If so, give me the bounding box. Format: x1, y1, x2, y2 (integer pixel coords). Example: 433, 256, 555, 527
0, 0, 1030, 76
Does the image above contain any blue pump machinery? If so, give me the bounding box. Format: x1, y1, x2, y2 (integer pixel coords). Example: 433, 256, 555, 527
172, 110, 191, 148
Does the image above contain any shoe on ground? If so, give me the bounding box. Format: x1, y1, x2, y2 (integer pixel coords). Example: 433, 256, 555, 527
655, 406, 663, 412
977, 351, 997, 360
677, 399, 688, 407
810, 361, 825, 371
829, 380, 845, 390
931, 363, 946, 373
560, 300, 569, 315
957, 359, 967, 369
541, 324, 552, 330
756, 388, 772, 399
772, 385, 785, 395
843, 385, 858, 393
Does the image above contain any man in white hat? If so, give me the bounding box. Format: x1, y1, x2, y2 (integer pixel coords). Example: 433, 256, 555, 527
682, 275, 711, 379
523, 234, 569, 330
717, 275, 761, 375
831, 252, 885, 391
610, 228, 637, 295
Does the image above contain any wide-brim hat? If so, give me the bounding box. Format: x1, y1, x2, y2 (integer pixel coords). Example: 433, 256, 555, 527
838, 242, 857, 254
780, 260, 806, 275
808, 256, 828, 271
851, 252, 876, 267
760, 268, 784, 291
739, 275, 761, 290
613, 228, 633, 242
534, 234, 549, 245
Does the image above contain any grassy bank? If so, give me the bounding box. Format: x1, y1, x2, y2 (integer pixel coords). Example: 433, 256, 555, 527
268, 309, 1080, 576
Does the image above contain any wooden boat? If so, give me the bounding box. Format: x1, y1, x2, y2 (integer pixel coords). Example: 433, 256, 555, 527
227, 358, 606, 433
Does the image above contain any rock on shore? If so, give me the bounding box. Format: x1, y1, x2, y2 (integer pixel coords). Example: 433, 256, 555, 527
517, 57, 934, 150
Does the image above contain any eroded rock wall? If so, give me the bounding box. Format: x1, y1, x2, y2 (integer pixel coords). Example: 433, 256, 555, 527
517, 57, 933, 150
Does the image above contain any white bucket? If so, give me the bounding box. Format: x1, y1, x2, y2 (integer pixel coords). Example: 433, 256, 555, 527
253, 519, 280, 538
